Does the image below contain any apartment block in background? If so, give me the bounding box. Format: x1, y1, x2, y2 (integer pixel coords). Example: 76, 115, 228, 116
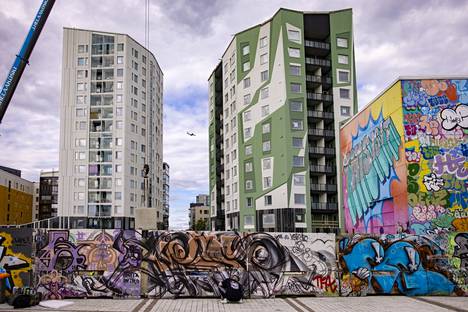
189, 194, 210, 230
58, 28, 164, 229
162, 162, 170, 230
0, 166, 33, 225
209, 8, 357, 232
38, 170, 59, 220
33, 182, 40, 221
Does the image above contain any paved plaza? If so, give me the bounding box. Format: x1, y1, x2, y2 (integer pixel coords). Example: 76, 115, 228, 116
0, 297, 466, 312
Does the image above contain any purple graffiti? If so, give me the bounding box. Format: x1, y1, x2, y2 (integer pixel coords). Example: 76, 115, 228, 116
433, 154, 468, 179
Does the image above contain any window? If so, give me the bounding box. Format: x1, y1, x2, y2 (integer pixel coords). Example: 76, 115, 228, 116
76, 108, 86, 117
341, 106, 351, 116
264, 195, 272, 206
246, 180, 253, 190
115, 138, 123, 146
116, 94, 123, 103
294, 193, 306, 205
262, 123, 270, 134
245, 145, 252, 156
340, 88, 350, 99
288, 29, 301, 42
115, 151, 123, 159
233, 182, 238, 193
115, 192, 122, 200
77, 57, 87, 66
338, 70, 350, 83
244, 127, 252, 139
263, 140, 271, 152
76, 178, 85, 187
246, 197, 253, 208
260, 70, 269, 82
117, 43, 124, 52
243, 77, 251, 88
260, 53, 268, 65
245, 162, 253, 172
77, 83, 86, 91
78, 45, 88, 53
242, 45, 250, 55
77, 70, 87, 79
117, 56, 124, 64
292, 120, 303, 130
117, 68, 123, 77
263, 158, 271, 170
116, 81, 123, 90
338, 54, 349, 64
115, 165, 122, 173
115, 178, 122, 186
260, 36, 268, 48
75, 165, 86, 173
291, 83, 301, 93
290, 100, 303, 112
244, 110, 252, 122
261, 105, 269, 117
243, 94, 251, 105
288, 47, 300, 58
243, 61, 250, 72
337, 37, 348, 48
293, 156, 305, 167
264, 176, 272, 189
294, 174, 305, 186
290, 65, 301, 76
116, 107, 123, 116
75, 152, 86, 160
76, 95, 86, 105
260, 87, 269, 99
75, 121, 86, 130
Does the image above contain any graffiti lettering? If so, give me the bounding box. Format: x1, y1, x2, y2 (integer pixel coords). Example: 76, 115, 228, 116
433, 154, 468, 179
423, 173, 444, 191
440, 104, 468, 130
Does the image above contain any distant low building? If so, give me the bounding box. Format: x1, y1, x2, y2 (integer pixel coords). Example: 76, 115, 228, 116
0, 166, 33, 225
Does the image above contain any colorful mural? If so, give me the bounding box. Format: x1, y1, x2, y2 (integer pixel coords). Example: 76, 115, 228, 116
0, 228, 33, 294
338, 232, 467, 296
341, 82, 409, 234
33, 230, 337, 299
402, 79, 468, 234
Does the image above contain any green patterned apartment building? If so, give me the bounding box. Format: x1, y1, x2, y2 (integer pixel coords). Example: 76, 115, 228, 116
209, 8, 357, 232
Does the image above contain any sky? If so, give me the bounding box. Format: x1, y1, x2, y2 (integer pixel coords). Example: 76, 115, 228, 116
0, 0, 467, 230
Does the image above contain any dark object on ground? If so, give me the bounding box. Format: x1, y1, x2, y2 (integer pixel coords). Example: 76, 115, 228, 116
8, 287, 42, 309
220, 278, 243, 302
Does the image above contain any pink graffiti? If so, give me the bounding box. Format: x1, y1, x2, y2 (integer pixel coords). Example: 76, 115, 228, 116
405, 150, 420, 163
418, 116, 440, 137
412, 205, 445, 222
405, 124, 418, 137
433, 154, 468, 179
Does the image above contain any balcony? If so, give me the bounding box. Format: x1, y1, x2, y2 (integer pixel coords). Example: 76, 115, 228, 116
308, 128, 335, 137
305, 57, 331, 67
309, 146, 336, 156
310, 184, 337, 192
307, 92, 333, 102
304, 40, 330, 50
310, 165, 335, 174
308, 110, 334, 119
311, 203, 338, 211
306, 75, 332, 86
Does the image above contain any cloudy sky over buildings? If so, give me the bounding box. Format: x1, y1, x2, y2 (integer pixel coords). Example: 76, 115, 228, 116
1, 0, 467, 229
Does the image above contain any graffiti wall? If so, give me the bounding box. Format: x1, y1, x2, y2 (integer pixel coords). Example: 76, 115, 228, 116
33, 230, 336, 299
402, 79, 468, 235
35, 229, 142, 299
0, 228, 33, 294
338, 232, 467, 296
340, 82, 409, 234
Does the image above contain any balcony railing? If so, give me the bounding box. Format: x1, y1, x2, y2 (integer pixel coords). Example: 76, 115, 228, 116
304, 40, 330, 50
305, 57, 331, 67
306, 75, 332, 84
310, 184, 337, 192
311, 203, 338, 210
308, 128, 335, 137
310, 165, 335, 174
307, 93, 333, 102
309, 146, 336, 155
308, 110, 334, 119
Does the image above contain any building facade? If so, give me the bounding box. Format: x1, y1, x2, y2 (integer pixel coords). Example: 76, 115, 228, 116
0, 167, 33, 225
33, 182, 40, 221
209, 8, 357, 232
38, 170, 59, 220
162, 162, 170, 230
340, 77, 468, 234
58, 28, 164, 229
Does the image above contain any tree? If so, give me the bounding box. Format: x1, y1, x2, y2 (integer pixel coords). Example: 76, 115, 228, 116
194, 219, 208, 231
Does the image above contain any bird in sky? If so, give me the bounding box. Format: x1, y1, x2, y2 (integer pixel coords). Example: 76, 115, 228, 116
187, 132, 195, 136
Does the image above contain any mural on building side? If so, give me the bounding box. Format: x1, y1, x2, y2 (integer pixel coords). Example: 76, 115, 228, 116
402, 79, 468, 235
339, 232, 467, 296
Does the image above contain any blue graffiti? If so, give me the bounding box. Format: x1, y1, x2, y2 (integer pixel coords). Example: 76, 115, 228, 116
340, 237, 455, 295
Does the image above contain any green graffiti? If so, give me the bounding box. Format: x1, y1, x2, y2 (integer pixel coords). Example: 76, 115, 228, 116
431, 214, 455, 229
407, 163, 420, 194
408, 190, 450, 207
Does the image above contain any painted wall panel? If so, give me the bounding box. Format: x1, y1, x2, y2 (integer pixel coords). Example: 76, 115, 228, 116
340, 82, 408, 234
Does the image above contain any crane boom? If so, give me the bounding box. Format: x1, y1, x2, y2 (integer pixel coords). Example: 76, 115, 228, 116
0, 0, 56, 123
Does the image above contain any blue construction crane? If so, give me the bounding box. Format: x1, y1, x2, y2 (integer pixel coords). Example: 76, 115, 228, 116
0, 0, 55, 123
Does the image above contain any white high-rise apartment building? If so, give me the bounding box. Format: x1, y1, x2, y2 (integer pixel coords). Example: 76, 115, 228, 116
58, 28, 164, 229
